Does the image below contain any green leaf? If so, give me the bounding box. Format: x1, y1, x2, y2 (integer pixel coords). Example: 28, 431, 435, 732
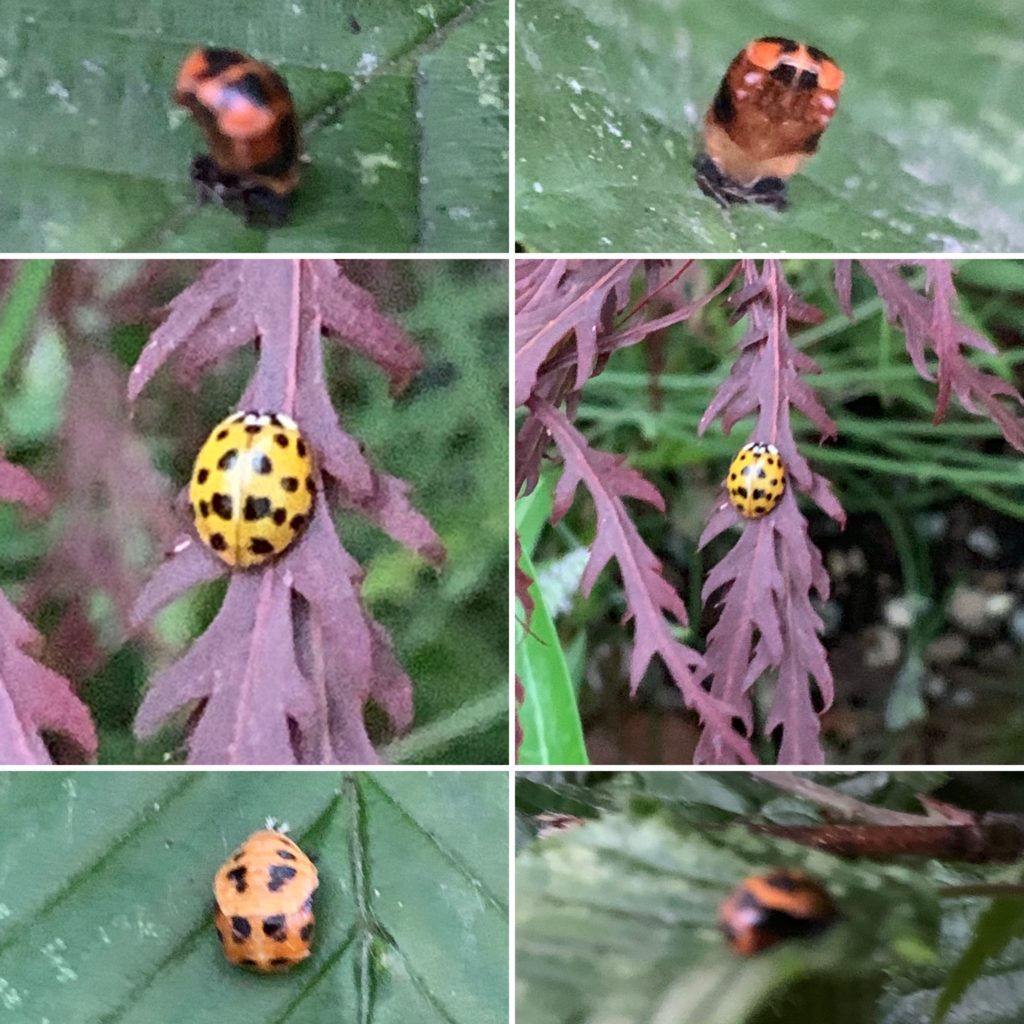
933, 898, 1024, 1023
0, 0, 507, 253
515, 0, 1023, 252
0, 771, 508, 1024
516, 537, 588, 766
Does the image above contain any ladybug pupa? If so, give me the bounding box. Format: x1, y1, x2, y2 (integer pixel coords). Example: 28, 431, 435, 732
213, 829, 319, 972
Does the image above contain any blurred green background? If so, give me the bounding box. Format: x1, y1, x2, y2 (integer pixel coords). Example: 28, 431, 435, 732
0, 0, 508, 252
0, 770, 508, 1024
516, 0, 1024, 252
0, 258, 508, 765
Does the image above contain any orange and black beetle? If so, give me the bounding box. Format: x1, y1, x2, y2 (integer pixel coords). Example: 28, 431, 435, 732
175, 48, 301, 226
718, 869, 839, 955
694, 37, 843, 211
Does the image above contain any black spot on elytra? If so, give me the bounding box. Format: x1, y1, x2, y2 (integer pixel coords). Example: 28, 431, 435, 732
802, 131, 823, 154
244, 496, 272, 521
244, 422, 263, 435
268, 414, 282, 427
231, 916, 252, 941
300, 922, 313, 941
305, 476, 315, 494
752, 489, 766, 500
270, 957, 292, 967
758, 36, 798, 52
797, 69, 818, 90
712, 80, 735, 125
770, 63, 796, 85
268, 864, 297, 891
201, 48, 248, 77
227, 865, 248, 892
263, 914, 287, 940
274, 433, 289, 448
757, 468, 767, 479
735, 486, 749, 499
197, 468, 209, 484
252, 452, 273, 474
233, 71, 272, 109
754, 506, 767, 515
807, 45, 831, 63
210, 533, 227, 551
729, 473, 737, 481
272, 508, 287, 526
297, 439, 308, 458
240, 957, 257, 966
302, 895, 314, 913
212, 493, 233, 520
280, 476, 299, 493
277, 849, 296, 860
290, 514, 307, 532
250, 538, 276, 556
217, 449, 238, 472
216, 428, 229, 441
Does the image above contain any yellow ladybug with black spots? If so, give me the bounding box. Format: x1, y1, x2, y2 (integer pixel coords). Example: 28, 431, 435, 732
189, 410, 315, 568
726, 441, 786, 518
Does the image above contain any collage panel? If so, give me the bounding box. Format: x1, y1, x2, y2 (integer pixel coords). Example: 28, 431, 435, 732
516, 769, 1024, 1024
0, 258, 507, 766
0, 1, 508, 253
0, 769, 508, 1024
515, 258, 1024, 766
514, 0, 1024, 253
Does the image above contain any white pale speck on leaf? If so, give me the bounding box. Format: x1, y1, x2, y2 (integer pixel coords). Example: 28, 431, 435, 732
415, 4, 438, 26
467, 44, 504, 109
356, 150, 401, 187
41, 939, 78, 983
0, 978, 23, 1009
567, 78, 582, 94
356, 52, 378, 76
585, 35, 600, 50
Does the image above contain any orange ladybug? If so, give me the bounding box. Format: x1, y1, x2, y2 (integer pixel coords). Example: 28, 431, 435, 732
694, 37, 843, 210
213, 829, 318, 972
175, 48, 301, 226
718, 869, 838, 955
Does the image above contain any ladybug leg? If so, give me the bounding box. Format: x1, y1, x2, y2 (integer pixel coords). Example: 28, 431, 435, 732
189, 154, 243, 207
693, 153, 734, 208
241, 185, 291, 228
748, 176, 789, 211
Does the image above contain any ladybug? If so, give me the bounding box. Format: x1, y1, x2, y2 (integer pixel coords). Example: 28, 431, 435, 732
174, 47, 301, 226
189, 410, 315, 568
694, 37, 843, 211
718, 869, 838, 956
213, 828, 319, 972
726, 442, 786, 519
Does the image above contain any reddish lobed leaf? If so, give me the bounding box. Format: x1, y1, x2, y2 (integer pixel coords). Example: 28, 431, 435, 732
129, 260, 442, 764
0, 468, 96, 764
860, 261, 1024, 452
698, 260, 843, 764
515, 259, 640, 406
532, 398, 754, 764
0, 455, 50, 514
